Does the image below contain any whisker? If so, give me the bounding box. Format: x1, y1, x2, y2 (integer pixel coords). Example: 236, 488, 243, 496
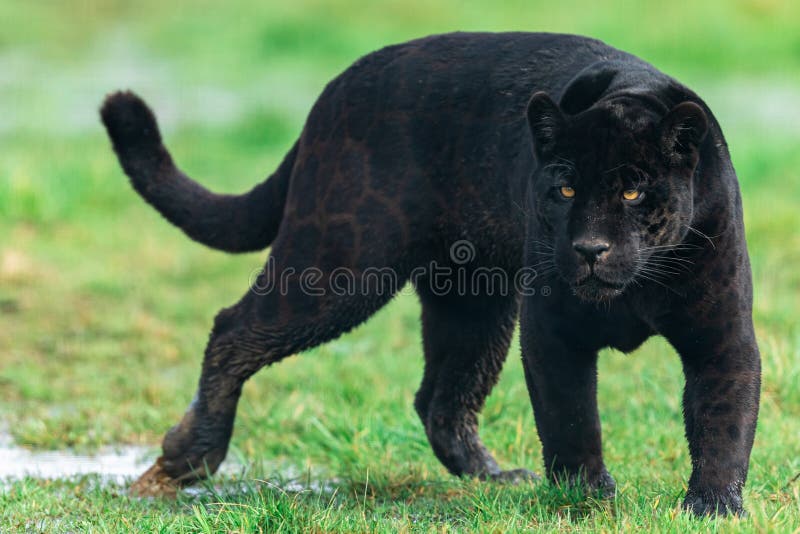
541, 162, 575, 176
640, 256, 694, 270
682, 225, 717, 250
602, 162, 628, 175
646, 260, 693, 271
636, 268, 680, 280
638, 265, 682, 277
644, 255, 694, 265
633, 272, 686, 298
638, 243, 703, 252
529, 259, 556, 269
528, 239, 555, 250
647, 254, 694, 265
636, 258, 684, 275
642, 261, 692, 274
529, 261, 556, 271
554, 155, 577, 168
640, 242, 702, 249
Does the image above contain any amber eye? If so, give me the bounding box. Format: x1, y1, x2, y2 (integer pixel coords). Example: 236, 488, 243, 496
622, 189, 641, 201
560, 186, 576, 199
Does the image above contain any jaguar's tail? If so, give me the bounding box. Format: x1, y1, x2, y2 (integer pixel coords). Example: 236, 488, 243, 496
100, 91, 296, 253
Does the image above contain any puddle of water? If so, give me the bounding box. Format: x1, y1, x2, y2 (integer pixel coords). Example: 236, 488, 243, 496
0, 431, 338, 496
0, 431, 156, 483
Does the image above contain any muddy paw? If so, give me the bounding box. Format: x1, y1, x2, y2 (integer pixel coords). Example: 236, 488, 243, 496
156, 404, 230, 484
157, 441, 227, 487
130, 459, 179, 498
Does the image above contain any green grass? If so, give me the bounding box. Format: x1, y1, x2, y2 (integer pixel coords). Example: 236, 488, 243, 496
1, 0, 799, 531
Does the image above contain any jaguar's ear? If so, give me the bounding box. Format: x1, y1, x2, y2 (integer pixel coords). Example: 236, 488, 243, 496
527, 91, 564, 156
559, 61, 619, 115
659, 101, 708, 165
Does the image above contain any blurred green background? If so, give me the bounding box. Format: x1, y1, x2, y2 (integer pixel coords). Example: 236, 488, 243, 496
1, 0, 798, 531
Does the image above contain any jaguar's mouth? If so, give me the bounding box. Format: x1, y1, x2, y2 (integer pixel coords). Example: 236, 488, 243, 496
572, 273, 626, 301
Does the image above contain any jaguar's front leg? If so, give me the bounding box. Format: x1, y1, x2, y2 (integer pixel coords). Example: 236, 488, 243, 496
663, 314, 761, 516
520, 309, 616, 497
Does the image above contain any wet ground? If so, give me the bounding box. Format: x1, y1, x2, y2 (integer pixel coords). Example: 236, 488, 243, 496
0, 430, 155, 482
0, 429, 339, 496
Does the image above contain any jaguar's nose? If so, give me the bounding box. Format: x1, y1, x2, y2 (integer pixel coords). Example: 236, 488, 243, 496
573, 239, 611, 264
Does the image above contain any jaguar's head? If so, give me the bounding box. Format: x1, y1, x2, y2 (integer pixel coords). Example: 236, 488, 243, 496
526, 79, 708, 302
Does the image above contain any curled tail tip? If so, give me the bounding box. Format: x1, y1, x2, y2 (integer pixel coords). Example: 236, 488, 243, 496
100, 90, 163, 151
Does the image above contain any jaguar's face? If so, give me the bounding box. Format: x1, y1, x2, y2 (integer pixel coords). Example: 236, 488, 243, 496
527, 93, 708, 301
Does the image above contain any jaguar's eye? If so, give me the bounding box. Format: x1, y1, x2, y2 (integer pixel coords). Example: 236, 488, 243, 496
622, 189, 642, 202
560, 186, 576, 199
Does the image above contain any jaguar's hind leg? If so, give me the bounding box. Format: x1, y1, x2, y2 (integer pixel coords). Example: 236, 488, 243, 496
414, 288, 538, 482
131, 261, 403, 496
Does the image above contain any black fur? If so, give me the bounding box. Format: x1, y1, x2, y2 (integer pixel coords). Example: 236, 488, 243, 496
101, 32, 760, 516
101, 91, 296, 252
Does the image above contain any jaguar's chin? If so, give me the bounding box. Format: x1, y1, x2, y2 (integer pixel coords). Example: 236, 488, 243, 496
572, 274, 627, 302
